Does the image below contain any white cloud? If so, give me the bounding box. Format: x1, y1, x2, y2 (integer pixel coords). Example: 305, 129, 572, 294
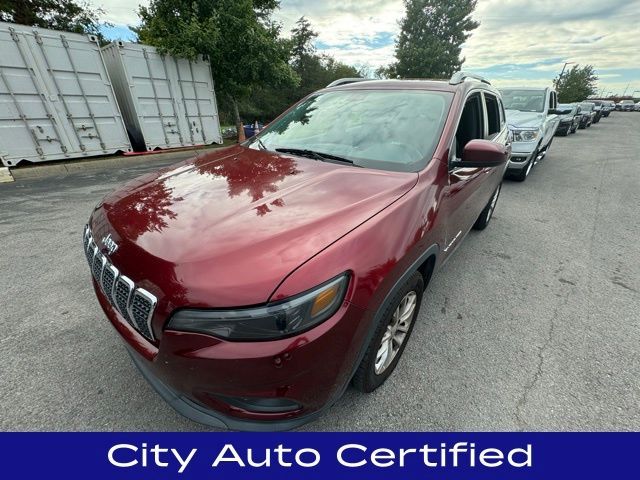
95, 0, 640, 93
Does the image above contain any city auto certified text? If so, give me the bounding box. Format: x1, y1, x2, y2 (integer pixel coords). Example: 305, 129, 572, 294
108, 442, 532, 473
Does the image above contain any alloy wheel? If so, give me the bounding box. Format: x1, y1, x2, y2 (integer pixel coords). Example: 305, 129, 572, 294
374, 291, 417, 375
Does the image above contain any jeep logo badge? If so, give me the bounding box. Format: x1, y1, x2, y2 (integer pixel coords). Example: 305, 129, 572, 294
101, 233, 119, 255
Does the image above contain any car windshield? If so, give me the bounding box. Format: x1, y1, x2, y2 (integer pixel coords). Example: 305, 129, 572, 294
247, 89, 453, 172
580, 103, 594, 111
500, 89, 546, 112
557, 104, 574, 114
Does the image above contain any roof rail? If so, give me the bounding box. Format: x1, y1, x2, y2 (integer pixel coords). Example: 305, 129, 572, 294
449, 72, 491, 85
326, 78, 371, 88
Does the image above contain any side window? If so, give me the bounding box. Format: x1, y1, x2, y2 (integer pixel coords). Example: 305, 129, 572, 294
548, 91, 556, 110
453, 93, 484, 159
484, 93, 501, 137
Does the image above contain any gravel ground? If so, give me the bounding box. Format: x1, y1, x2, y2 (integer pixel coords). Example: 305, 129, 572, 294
1, 113, 638, 431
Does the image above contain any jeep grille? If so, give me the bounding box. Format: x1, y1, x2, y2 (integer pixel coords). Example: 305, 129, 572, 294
83, 225, 157, 341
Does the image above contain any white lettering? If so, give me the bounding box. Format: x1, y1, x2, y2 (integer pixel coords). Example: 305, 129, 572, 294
337, 444, 367, 467
108, 444, 138, 468
212, 444, 246, 467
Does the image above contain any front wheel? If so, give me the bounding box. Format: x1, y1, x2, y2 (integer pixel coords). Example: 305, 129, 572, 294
352, 272, 424, 393
473, 183, 501, 230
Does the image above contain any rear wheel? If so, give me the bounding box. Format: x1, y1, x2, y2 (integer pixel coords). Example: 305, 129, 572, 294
473, 183, 501, 230
352, 272, 424, 393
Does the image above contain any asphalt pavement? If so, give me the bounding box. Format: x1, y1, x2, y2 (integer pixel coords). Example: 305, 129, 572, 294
1, 114, 639, 431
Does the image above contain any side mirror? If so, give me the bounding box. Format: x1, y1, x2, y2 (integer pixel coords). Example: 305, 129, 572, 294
456, 139, 510, 168
548, 108, 561, 115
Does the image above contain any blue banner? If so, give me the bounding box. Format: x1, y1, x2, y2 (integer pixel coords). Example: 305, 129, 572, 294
0, 433, 637, 478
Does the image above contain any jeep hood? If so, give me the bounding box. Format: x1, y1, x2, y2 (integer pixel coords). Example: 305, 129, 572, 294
505, 109, 545, 129
91, 145, 417, 307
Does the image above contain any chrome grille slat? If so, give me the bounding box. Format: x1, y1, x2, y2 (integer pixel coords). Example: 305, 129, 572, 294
83, 224, 157, 341
130, 289, 157, 339
101, 264, 118, 300
114, 276, 135, 326
92, 249, 105, 281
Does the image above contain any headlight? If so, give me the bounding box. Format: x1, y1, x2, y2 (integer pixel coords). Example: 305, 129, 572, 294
512, 129, 540, 142
167, 273, 350, 340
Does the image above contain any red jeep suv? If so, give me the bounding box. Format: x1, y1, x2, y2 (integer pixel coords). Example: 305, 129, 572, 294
84, 72, 510, 430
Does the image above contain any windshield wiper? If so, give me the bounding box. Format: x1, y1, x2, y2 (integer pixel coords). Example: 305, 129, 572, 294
275, 148, 355, 165
254, 137, 267, 151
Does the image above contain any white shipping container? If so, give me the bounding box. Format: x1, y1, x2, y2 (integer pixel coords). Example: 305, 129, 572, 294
0, 22, 132, 167
102, 42, 222, 151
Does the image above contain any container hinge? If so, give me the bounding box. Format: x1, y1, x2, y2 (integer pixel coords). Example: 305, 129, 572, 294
34, 32, 43, 45
8, 27, 19, 42
80, 144, 87, 151
100, 142, 106, 150
142, 48, 149, 59
60, 145, 68, 153
36, 147, 44, 157
60, 35, 69, 48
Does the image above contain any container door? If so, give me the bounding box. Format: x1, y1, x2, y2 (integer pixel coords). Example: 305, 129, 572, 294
172, 57, 222, 146
28, 30, 130, 157
0, 26, 71, 166
123, 46, 183, 149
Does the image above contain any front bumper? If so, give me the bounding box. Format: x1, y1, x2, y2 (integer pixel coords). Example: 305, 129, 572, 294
555, 122, 572, 135
94, 279, 370, 430
506, 140, 537, 171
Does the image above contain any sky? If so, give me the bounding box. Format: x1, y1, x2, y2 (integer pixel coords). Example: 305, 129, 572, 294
98, 0, 640, 97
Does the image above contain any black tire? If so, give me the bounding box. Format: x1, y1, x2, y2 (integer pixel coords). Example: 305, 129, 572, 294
352, 272, 424, 393
473, 183, 501, 230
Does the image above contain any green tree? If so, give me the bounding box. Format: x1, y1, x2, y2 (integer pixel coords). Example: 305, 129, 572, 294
288, 17, 360, 97
240, 17, 361, 122
137, 0, 298, 139
0, 0, 108, 42
554, 65, 598, 103
384, 0, 479, 79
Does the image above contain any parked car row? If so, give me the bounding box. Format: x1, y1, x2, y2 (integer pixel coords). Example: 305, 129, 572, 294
615, 99, 637, 111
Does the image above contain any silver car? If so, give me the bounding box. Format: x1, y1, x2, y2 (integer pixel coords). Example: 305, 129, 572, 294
499, 87, 560, 181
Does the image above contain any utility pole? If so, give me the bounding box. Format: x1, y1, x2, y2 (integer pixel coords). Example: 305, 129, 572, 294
554, 62, 574, 88
622, 83, 630, 96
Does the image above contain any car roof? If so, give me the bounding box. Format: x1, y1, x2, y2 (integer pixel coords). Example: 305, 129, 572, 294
323, 78, 500, 96
498, 86, 548, 91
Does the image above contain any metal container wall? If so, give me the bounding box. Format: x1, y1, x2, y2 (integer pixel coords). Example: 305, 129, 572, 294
102, 42, 222, 151
0, 22, 131, 167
